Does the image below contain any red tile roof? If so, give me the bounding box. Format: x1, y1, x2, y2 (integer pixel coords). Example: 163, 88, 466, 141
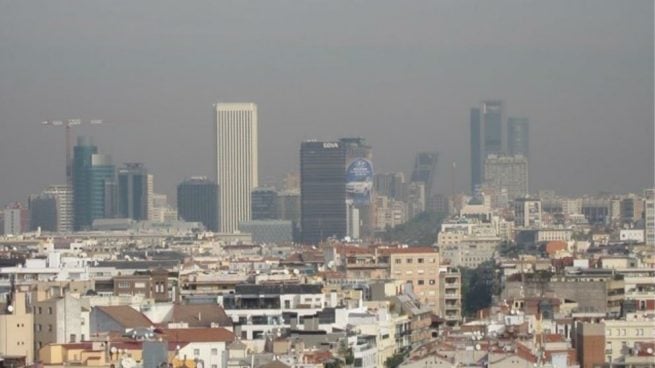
378, 247, 437, 255
157, 327, 235, 343
95, 306, 153, 329
171, 304, 232, 327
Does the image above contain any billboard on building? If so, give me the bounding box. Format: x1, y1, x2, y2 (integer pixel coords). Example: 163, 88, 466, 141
346, 158, 373, 205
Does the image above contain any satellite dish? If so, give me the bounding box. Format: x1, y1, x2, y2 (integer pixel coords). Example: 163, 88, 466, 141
648, 348, 654, 354
475, 344, 481, 351
120, 357, 136, 368
111, 346, 117, 353
6, 305, 14, 313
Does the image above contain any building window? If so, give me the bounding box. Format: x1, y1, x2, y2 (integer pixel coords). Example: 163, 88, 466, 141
395, 259, 401, 264
48, 325, 53, 332
418, 280, 425, 285
70, 334, 76, 343
194, 349, 200, 356
407, 258, 413, 264
36, 324, 41, 332
418, 258, 424, 263
429, 279, 436, 285
211, 348, 218, 356
118, 281, 130, 289
38, 307, 42, 314
48, 307, 53, 314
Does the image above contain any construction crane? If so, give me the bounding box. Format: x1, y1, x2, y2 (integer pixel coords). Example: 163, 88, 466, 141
40, 119, 103, 188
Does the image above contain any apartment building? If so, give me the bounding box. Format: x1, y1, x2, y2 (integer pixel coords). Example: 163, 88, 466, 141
0, 291, 34, 365
439, 267, 462, 326
379, 247, 440, 313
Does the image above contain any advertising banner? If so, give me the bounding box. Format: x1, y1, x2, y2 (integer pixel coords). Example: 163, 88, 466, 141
346, 158, 373, 205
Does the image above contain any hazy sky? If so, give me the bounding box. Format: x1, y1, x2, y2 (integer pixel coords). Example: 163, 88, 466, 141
0, 0, 653, 206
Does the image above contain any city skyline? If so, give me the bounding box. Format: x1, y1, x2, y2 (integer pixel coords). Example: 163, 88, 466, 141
0, 0, 653, 206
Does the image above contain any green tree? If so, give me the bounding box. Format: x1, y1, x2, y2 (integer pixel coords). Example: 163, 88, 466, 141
384, 351, 407, 368
381, 211, 445, 245
325, 359, 344, 368
497, 241, 519, 258
339, 342, 354, 365
461, 260, 501, 316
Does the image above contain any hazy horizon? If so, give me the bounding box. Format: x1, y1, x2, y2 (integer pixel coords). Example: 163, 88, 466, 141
1, 0, 653, 206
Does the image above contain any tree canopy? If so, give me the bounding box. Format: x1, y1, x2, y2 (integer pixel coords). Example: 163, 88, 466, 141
381, 211, 445, 245
461, 260, 501, 316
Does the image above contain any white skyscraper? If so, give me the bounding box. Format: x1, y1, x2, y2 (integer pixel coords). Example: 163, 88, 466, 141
146, 174, 155, 221
214, 102, 259, 233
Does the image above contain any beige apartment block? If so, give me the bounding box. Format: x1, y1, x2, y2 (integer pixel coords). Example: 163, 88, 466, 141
380, 247, 440, 313
0, 292, 34, 365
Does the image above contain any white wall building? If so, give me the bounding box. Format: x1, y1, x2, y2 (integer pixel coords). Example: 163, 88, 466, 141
43, 185, 73, 233
619, 229, 645, 243
484, 154, 529, 205
644, 189, 654, 246
214, 103, 259, 233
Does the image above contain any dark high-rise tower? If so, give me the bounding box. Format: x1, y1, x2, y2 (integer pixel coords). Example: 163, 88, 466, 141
470, 108, 482, 194
89, 154, 115, 223
507, 117, 529, 159
470, 100, 504, 192
251, 187, 278, 220
300, 140, 346, 244
73, 137, 114, 230
177, 177, 219, 232
28, 193, 57, 232
118, 163, 148, 221
73, 137, 98, 230
411, 152, 438, 197
483, 101, 504, 156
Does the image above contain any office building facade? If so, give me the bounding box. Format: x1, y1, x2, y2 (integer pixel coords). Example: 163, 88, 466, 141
89, 154, 115, 224
515, 197, 542, 228
28, 194, 58, 232
470, 100, 504, 192
214, 102, 258, 233
645, 189, 654, 246
374, 172, 406, 201
3, 203, 29, 236
251, 187, 278, 220
72, 137, 116, 230
177, 177, 219, 232
341, 137, 374, 239
484, 154, 529, 205
43, 185, 73, 233
300, 140, 346, 244
507, 117, 529, 158
118, 163, 148, 221
410, 152, 438, 198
